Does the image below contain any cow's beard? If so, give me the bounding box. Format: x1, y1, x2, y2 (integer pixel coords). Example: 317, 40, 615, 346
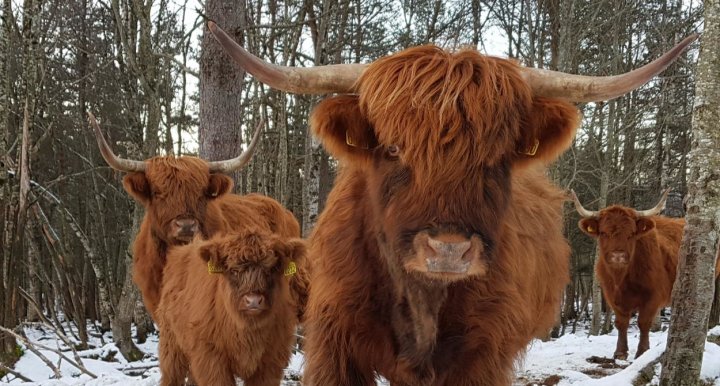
377, 233, 449, 385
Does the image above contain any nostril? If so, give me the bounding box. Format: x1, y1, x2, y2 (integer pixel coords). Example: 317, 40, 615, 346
175, 218, 197, 231
427, 237, 472, 259
244, 294, 264, 309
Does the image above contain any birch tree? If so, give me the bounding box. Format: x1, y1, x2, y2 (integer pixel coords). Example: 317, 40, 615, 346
660, 1, 720, 384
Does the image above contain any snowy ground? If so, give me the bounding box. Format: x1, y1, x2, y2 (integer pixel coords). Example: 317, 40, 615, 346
2, 320, 720, 385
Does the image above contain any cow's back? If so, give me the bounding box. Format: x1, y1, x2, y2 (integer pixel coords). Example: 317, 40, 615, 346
654, 216, 684, 300
219, 193, 300, 238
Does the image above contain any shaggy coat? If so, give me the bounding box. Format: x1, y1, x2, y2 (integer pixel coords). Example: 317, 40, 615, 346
303, 46, 578, 386
579, 205, 720, 360
157, 231, 306, 386
124, 157, 301, 319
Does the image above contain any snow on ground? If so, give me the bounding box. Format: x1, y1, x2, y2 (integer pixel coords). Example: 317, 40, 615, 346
2, 320, 720, 385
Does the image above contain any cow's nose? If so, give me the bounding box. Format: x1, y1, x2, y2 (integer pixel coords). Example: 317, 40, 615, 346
609, 251, 628, 263
244, 293, 265, 310
427, 237, 472, 260
175, 218, 198, 233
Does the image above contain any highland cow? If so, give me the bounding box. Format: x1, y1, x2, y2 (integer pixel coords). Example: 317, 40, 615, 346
572, 189, 720, 360
209, 21, 695, 386
157, 231, 306, 386
88, 114, 301, 318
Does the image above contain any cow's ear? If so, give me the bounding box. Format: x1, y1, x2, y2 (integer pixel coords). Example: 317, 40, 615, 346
207, 174, 233, 199
579, 218, 600, 238
278, 238, 306, 279
515, 98, 580, 168
274, 238, 307, 263
123, 173, 151, 205
287, 238, 307, 265
310, 95, 377, 163
635, 217, 656, 237
200, 242, 226, 274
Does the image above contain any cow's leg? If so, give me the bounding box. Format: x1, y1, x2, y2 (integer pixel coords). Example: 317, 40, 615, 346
613, 311, 631, 360
244, 364, 284, 386
244, 345, 290, 386
159, 331, 188, 386
303, 320, 375, 386
187, 351, 234, 386
439, 354, 513, 386
636, 306, 658, 359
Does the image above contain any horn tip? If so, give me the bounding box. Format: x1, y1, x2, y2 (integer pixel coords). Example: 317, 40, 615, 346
208, 20, 217, 32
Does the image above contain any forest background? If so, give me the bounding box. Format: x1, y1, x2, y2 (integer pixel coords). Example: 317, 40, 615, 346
0, 0, 712, 373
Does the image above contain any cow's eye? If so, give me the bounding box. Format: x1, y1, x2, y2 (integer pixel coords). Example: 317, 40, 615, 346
387, 145, 401, 158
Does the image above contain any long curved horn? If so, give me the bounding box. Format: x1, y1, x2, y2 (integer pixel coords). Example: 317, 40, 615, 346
636, 188, 671, 217
522, 34, 699, 102
570, 190, 599, 218
87, 112, 146, 173
210, 20, 696, 101
207, 119, 264, 174
207, 21, 366, 94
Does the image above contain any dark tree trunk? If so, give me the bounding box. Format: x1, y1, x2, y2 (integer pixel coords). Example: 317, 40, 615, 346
199, 0, 249, 187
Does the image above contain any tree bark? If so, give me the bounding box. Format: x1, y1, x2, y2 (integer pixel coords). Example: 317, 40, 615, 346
660, 1, 720, 383
199, 0, 248, 185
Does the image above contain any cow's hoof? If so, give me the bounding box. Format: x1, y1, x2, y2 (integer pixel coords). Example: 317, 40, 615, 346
613, 351, 628, 361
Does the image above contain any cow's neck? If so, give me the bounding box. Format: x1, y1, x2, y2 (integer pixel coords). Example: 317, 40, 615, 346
151, 231, 168, 263
378, 238, 448, 381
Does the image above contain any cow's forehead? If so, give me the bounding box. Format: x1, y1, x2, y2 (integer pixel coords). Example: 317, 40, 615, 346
599, 207, 638, 231
358, 45, 533, 171
144, 156, 211, 193
221, 234, 279, 264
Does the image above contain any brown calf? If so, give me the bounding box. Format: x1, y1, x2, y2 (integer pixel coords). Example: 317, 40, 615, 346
157, 231, 306, 386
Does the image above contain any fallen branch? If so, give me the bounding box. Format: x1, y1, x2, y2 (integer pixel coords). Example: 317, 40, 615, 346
121, 362, 159, 376
0, 325, 60, 379
0, 325, 97, 379
0, 362, 33, 382
19, 288, 88, 370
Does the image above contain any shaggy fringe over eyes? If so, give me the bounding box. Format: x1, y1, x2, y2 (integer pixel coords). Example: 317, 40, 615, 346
220, 231, 279, 266
141, 157, 217, 219
358, 45, 533, 177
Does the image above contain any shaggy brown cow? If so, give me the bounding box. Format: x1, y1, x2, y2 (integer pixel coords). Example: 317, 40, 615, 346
209, 22, 695, 386
157, 230, 306, 386
88, 114, 302, 318
572, 189, 720, 360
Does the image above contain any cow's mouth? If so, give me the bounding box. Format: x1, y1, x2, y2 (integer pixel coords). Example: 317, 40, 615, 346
426, 258, 471, 273
174, 233, 195, 243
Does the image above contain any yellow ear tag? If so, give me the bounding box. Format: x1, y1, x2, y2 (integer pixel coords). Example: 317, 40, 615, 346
207, 261, 224, 274
520, 139, 540, 156
284, 261, 297, 277
587, 225, 595, 233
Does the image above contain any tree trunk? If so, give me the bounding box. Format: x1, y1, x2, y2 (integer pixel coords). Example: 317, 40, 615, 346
709, 276, 720, 329
199, 0, 248, 184
660, 1, 720, 383
111, 206, 145, 362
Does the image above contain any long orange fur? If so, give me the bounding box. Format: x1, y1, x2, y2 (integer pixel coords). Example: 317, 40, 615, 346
157, 231, 306, 386
123, 156, 301, 319
303, 45, 579, 386
579, 204, 720, 359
